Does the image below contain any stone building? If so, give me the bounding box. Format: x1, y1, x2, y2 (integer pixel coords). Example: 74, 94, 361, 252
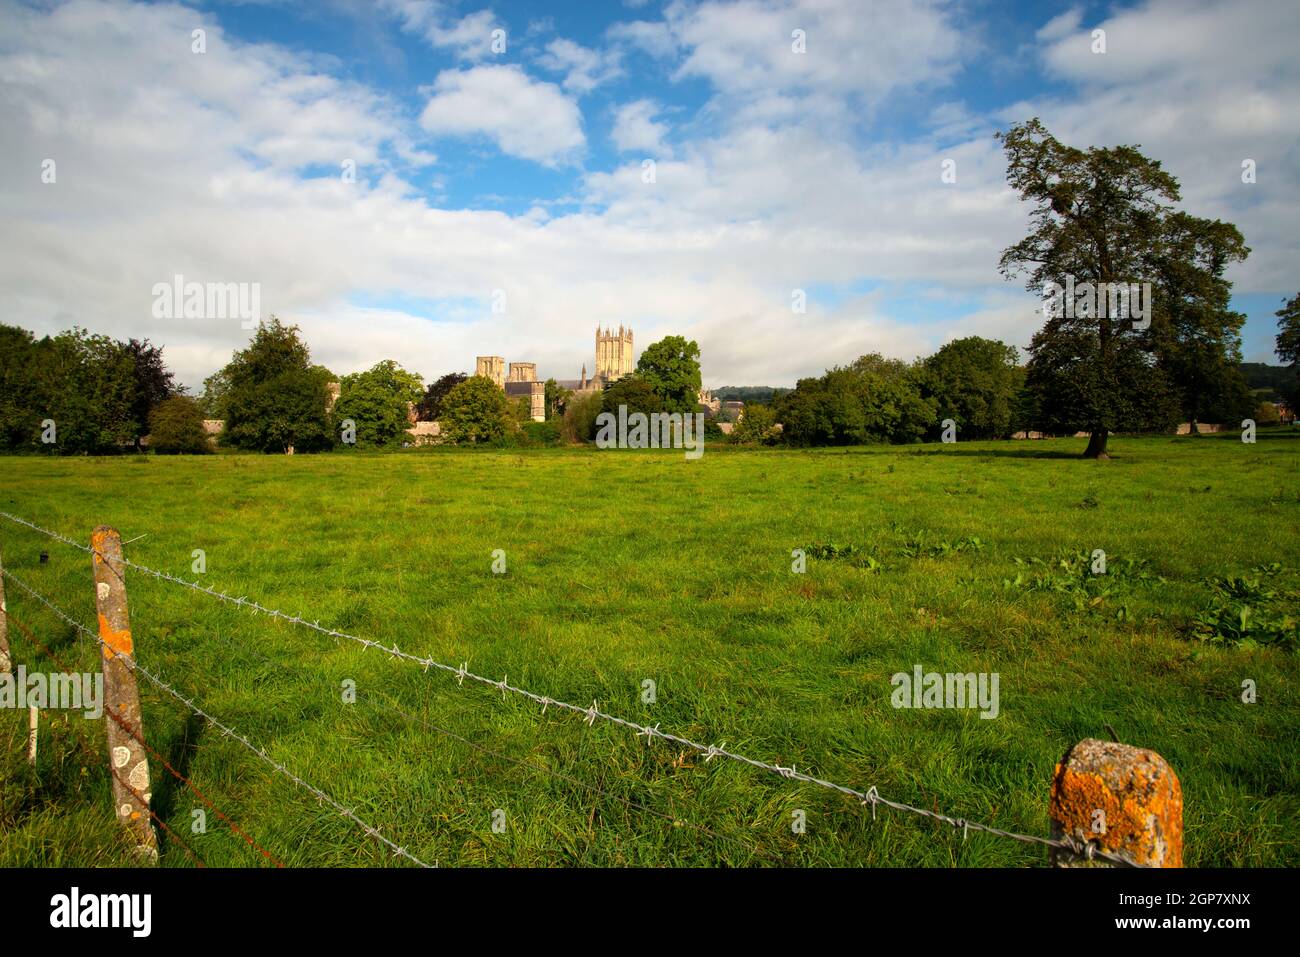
470, 326, 650, 424
504, 380, 545, 421
474, 354, 544, 421
594, 325, 634, 383
474, 356, 506, 389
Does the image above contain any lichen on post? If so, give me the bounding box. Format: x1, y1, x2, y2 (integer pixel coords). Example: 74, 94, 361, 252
1049, 737, 1182, 867
91, 525, 158, 863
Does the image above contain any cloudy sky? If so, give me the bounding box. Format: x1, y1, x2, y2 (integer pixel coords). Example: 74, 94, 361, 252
1, 0, 1296, 390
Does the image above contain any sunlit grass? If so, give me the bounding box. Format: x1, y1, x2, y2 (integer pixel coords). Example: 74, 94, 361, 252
1, 431, 1297, 866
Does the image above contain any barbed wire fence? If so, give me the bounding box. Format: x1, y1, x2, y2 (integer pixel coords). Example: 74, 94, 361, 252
0, 509, 1140, 868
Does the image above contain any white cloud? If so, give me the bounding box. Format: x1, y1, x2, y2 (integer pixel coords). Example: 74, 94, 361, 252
535, 38, 621, 94
606, 19, 677, 59
1, 0, 1295, 395
611, 100, 670, 154
1018, 0, 1300, 290
1036, 7, 1083, 43
419, 65, 584, 165
665, 0, 966, 122
382, 1, 506, 61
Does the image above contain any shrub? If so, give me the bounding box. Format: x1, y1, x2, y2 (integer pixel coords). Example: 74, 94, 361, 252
1255, 401, 1281, 425
521, 420, 562, 445
148, 395, 211, 454
562, 391, 604, 443
730, 403, 779, 444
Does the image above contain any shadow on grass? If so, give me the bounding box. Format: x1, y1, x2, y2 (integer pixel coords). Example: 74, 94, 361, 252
150, 712, 206, 859
907, 446, 1088, 460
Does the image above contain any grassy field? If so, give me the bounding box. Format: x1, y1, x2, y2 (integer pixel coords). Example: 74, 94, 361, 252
1, 432, 1297, 867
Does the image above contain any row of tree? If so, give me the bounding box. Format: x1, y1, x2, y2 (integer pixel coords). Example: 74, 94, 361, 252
0, 325, 179, 454
6, 114, 1300, 460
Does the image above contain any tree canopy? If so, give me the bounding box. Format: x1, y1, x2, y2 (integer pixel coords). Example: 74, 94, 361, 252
415, 372, 467, 422
0, 324, 165, 454
440, 375, 512, 444
635, 335, 702, 414
998, 118, 1249, 457
216, 317, 334, 453
1276, 293, 1300, 408
149, 395, 211, 454
921, 337, 1022, 440
333, 360, 424, 447
775, 353, 935, 446
601, 374, 663, 418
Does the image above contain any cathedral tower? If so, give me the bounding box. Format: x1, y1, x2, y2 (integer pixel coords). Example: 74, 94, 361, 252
475, 356, 505, 388
595, 325, 634, 383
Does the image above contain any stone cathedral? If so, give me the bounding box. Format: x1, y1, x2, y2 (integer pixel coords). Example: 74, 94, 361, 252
476, 326, 635, 422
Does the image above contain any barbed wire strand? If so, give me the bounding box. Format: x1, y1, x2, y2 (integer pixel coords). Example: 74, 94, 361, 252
2, 608, 206, 868
0, 510, 1135, 867
3, 604, 281, 867
106, 762, 208, 868
205, 620, 780, 861
2, 564, 432, 868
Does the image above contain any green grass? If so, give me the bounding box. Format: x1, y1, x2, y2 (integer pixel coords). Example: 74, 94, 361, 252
1, 431, 1297, 867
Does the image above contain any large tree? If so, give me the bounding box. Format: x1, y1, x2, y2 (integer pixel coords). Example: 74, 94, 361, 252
333, 360, 424, 447
440, 375, 512, 444
415, 372, 467, 421
998, 118, 1248, 458
0, 323, 187, 454
634, 335, 702, 414
601, 374, 663, 418
1149, 212, 1254, 430
0, 324, 38, 450
921, 337, 1022, 439
217, 317, 334, 453
31, 328, 138, 454
1276, 293, 1300, 409
125, 338, 177, 450
729, 403, 778, 445
775, 353, 934, 446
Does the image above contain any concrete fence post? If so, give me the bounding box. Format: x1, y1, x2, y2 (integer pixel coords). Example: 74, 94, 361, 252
1, 549, 40, 767
91, 526, 158, 862
1049, 737, 1183, 867
0, 546, 10, 676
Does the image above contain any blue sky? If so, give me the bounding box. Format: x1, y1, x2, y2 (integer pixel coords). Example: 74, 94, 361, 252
2, 0, 1296, 388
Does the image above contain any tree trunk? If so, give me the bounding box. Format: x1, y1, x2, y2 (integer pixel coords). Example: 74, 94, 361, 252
1083, 430, 1109, 459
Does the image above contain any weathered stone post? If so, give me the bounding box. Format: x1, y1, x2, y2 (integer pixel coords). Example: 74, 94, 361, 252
0, 549, 38, 765
91, 526, 158, 861
1049, 738, 1182, 867
0, 548, 31, 765
27, 705, 38, 766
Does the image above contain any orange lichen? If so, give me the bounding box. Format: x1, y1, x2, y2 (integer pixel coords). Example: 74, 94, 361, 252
1050, 744, 1183, 867
98, 613, 133, 657
91, 528, 110, 565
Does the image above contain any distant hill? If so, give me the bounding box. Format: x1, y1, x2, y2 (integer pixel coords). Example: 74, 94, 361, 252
1240, 362, 1295, 401
711, 385, 789, 404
